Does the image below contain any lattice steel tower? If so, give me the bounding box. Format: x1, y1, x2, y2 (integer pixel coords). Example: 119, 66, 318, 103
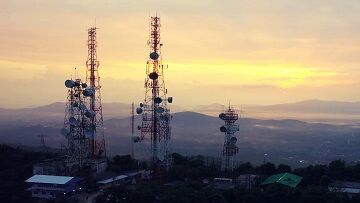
135, 16, 173, 172
85, 27, 106, 159
63, 78, 90, 169
62, 27, 107, 174
219, 105, 239, 171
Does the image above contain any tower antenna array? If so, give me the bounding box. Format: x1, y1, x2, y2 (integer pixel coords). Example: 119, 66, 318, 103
219, 104, 240, 171
62, 27, 107, 175
63, 78, 90, 169
135, 16, 173, 173
131, 102, 135, 158
85, 27, 106, 158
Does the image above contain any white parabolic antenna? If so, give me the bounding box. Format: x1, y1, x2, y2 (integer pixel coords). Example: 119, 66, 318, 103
65, 80, 75, 88
69, 117, 77, 126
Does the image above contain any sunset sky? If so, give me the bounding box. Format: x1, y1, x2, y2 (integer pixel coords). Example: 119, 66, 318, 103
1, 0, 360, 108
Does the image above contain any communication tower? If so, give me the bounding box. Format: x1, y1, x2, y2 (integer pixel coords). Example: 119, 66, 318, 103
62, 27, 107, 174
38, 134, 47, 151
219, 105, 239, 171
62, 78, 90, 169
134, 16, 173, 172
84, 27, 106, 159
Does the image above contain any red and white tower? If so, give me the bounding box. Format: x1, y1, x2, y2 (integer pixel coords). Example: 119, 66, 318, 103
135, 16, 173, 172
62, 27, 107, 175
84, 27, 106, 159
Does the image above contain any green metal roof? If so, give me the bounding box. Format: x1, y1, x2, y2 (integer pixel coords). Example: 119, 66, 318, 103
261, 173, 302, 188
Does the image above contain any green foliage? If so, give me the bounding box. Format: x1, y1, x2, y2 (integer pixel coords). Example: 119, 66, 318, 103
278, 164, 292, 173
0, 144, 57, 203
96, 182, 360, 203
2, 145, 360, 203
168, 153, 220, 180
107, 154, 146, 173
96, 156, 360, 203
328, 159, 346, 180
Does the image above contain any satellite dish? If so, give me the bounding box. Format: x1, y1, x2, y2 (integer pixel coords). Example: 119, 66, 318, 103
98, 149, 104, 157
148, 72, 159, 80
136, 108, 143, 114
157, 107, 165, 114
160, 114, 169, 121
72, 102, 78, 107
167, 97, 173, 103
69, 117, 78, 126
158, 156, 164, 162
85, 110, 96, 118
220, 126, 227, 132
65, 80, 75, 88
154, 97, 162, 104
85, 130, 93, 138
79, 103, 87, 111
83, 88, 94, 97
160, 114, 165, 120
60, 128, 70, 136
133, 136, 141, 143
229, 125, 240, 132
149, 52, 159, 60
219, 113, 226, 120
230, 137, 237, 143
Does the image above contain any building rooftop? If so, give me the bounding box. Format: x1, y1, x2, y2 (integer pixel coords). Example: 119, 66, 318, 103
123, 169, 146, 177
25, 175, 74, 185
261, 173, 303, 188
329, 181, 360, 194
96, 175, 128, 184
330, 181, 360, 189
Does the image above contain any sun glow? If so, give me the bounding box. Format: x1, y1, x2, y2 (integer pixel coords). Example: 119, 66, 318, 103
161, 62, 342, 88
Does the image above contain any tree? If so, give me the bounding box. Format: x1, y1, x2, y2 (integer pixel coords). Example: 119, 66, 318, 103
328, 159, 346, 180
277, 164, 292, 173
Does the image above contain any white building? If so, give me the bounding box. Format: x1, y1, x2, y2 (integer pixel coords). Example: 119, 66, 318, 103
25, 175, 82, 199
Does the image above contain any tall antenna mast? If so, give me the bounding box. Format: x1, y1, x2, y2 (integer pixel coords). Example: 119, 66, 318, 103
63, 78, 90, 170
135, 16, 173, 173
219, 104, 240, 171
85, 26, 106, 158
38, 133, 47, 151
131, 102, 135, 158
62, 27, 107, 175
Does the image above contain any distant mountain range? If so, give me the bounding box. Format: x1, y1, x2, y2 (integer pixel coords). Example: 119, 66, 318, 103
247, 100, 360, 114
3, 99, 360, 122
0, 102, 130, 123
2, 100, 360, 167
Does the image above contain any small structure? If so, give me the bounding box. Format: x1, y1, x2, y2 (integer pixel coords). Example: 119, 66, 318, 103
25, 175, 82, 199
329, 181, 360, 197
96, 170, 148, 189
236, 174, 259, 189
211, 178, 235, 190
33, 160, 65, 175
261, 173, 302, 188
123, 169, 148, 182
96, 175, 128, 189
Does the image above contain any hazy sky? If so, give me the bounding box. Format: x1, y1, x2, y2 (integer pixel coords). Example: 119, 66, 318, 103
1, 0, 360, 108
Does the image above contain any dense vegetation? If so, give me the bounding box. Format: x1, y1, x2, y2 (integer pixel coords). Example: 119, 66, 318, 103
0, 145, 57, 203
98, 153, 360, 203
2, 144, 360, 203
107, 154, 147, 173
97, 182, 360, 203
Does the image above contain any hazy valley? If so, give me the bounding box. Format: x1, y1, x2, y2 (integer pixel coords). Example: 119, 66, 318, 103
1, 100, 360, 167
